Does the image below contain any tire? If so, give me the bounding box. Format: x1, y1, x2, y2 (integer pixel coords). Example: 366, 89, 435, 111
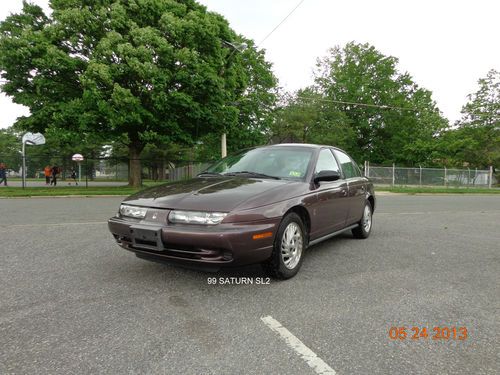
263, 213, 306, 279
352, 201, 373, 239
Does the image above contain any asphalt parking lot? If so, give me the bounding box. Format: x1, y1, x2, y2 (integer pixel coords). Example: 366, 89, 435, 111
1, 194, 498, 374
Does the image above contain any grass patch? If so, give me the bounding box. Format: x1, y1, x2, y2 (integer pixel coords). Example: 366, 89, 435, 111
0, 183, 165, 197
376, 186, 500, 194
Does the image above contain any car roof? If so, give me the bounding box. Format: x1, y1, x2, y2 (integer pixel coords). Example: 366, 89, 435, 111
264, 143, 346, 152
270, 143, 321, 148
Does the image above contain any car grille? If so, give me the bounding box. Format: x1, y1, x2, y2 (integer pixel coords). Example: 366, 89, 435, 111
114, 234, 232, 262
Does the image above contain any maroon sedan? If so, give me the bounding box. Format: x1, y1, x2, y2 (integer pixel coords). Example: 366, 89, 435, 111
108, 144, 375, 279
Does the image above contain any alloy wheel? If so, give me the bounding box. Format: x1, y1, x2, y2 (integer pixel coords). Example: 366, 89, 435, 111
280, 222, 303, 269
363, 204, 372, 233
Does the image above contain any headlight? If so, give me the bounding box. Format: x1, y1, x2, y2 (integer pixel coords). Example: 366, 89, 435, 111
119, 204, 148, 219
169, 210, 227, 225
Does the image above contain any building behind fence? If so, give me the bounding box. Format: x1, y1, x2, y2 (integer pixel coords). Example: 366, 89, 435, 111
168, 163, 211, 181
82, 160, 212, 182
364, 162, 495, 188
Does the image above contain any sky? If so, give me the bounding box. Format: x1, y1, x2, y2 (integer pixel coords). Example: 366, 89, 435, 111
1, 0, 499, 129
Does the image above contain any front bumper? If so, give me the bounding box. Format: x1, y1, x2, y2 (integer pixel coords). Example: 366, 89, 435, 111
108, 214, 279, 268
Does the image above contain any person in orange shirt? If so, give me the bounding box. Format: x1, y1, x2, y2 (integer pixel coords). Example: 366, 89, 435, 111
44, 165, 52, 185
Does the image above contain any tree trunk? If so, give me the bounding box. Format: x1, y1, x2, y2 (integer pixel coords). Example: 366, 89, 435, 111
128, 142, 144, 188
158, 160, 165, 180
151, 165, 158, 181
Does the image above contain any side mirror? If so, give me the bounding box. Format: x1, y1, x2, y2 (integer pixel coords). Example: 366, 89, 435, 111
313, 170, 341, 184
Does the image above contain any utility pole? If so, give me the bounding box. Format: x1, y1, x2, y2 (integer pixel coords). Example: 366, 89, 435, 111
221, 133, 227, 158
22, 141, 26, 189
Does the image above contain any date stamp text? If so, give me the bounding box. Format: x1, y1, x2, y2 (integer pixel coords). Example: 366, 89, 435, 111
389, 326, 468, 340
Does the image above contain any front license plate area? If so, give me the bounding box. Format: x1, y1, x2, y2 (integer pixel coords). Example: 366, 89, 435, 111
130, 225, 163, 251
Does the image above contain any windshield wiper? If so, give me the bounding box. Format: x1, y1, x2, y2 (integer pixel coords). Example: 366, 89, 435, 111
196, 172, 223, 177
223, 171, 281, 180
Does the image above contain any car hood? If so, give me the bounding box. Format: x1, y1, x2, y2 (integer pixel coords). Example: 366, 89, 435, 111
124, 177, 302, 212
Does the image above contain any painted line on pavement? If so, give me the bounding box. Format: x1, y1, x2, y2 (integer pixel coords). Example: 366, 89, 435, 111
377, 210, 500, 215
0, 221, 107, 229
261, 315, 336, 375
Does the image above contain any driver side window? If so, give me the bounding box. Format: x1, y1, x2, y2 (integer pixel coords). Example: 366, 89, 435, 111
315, 149, 340, 174
334, 150, 361, 179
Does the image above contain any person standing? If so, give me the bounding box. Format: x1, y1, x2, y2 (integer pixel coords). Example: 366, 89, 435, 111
50, 165, 59, 186
0, 163, 7, 186
69, 168, 78, 185
44, 165, 52, 185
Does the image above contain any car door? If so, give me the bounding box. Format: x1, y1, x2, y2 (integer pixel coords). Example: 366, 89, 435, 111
309, 148, 350, 240
333, 149, 366, 226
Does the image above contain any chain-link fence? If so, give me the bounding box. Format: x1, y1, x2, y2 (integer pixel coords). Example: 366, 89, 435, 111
2, 151, 496, 188
0, 152, 212, 185
168, 163, 211, 181
364, 163, 496, 188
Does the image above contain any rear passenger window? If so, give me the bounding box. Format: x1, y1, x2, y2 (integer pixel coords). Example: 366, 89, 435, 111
334, 150, 361, 179
315, 149, 340, 174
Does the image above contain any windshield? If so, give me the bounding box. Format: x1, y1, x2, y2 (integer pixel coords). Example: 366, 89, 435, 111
204, 147, 314, 180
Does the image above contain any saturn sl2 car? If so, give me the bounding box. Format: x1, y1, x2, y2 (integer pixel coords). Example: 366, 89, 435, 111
108, 144, 375, 279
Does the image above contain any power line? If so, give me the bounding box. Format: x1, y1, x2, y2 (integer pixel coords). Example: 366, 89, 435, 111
293, 94, 419, 111
259, 0, 307, 46
2, 81, 496, 118
291, 94, 500, 118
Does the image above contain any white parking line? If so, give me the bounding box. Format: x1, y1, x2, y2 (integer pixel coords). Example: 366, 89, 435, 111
377, 210, 500, 215
261, 315, 336, 375
0, 221, 106, 229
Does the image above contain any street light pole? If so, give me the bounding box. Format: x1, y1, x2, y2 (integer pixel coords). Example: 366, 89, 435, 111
21, 132, 46, 189
220, 40, 247, 158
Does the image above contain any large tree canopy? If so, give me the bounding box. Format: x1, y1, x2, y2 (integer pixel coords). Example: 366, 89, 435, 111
312, 42, 448, 165
0, 0, 276, 186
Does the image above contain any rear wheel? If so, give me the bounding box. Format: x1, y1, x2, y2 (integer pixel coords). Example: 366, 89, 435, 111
352, 201, 372, 239
263, 213, 306, 279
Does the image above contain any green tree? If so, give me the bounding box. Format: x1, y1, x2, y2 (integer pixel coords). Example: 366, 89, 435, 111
432, 70, 499, 171
314, 42, 447, 165
0, 0, 276, 187
192, 39, 277, 162
272, 90, 321, 143
0, 127, 21, 171
451, 69, 500, 168
271, 88, 355, 153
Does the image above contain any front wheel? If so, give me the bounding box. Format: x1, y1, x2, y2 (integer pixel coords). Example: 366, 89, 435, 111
352, 201, 373, 239
263, 213, 306, 279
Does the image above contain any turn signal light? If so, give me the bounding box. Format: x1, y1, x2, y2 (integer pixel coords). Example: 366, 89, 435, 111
252, 232, 273, 240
